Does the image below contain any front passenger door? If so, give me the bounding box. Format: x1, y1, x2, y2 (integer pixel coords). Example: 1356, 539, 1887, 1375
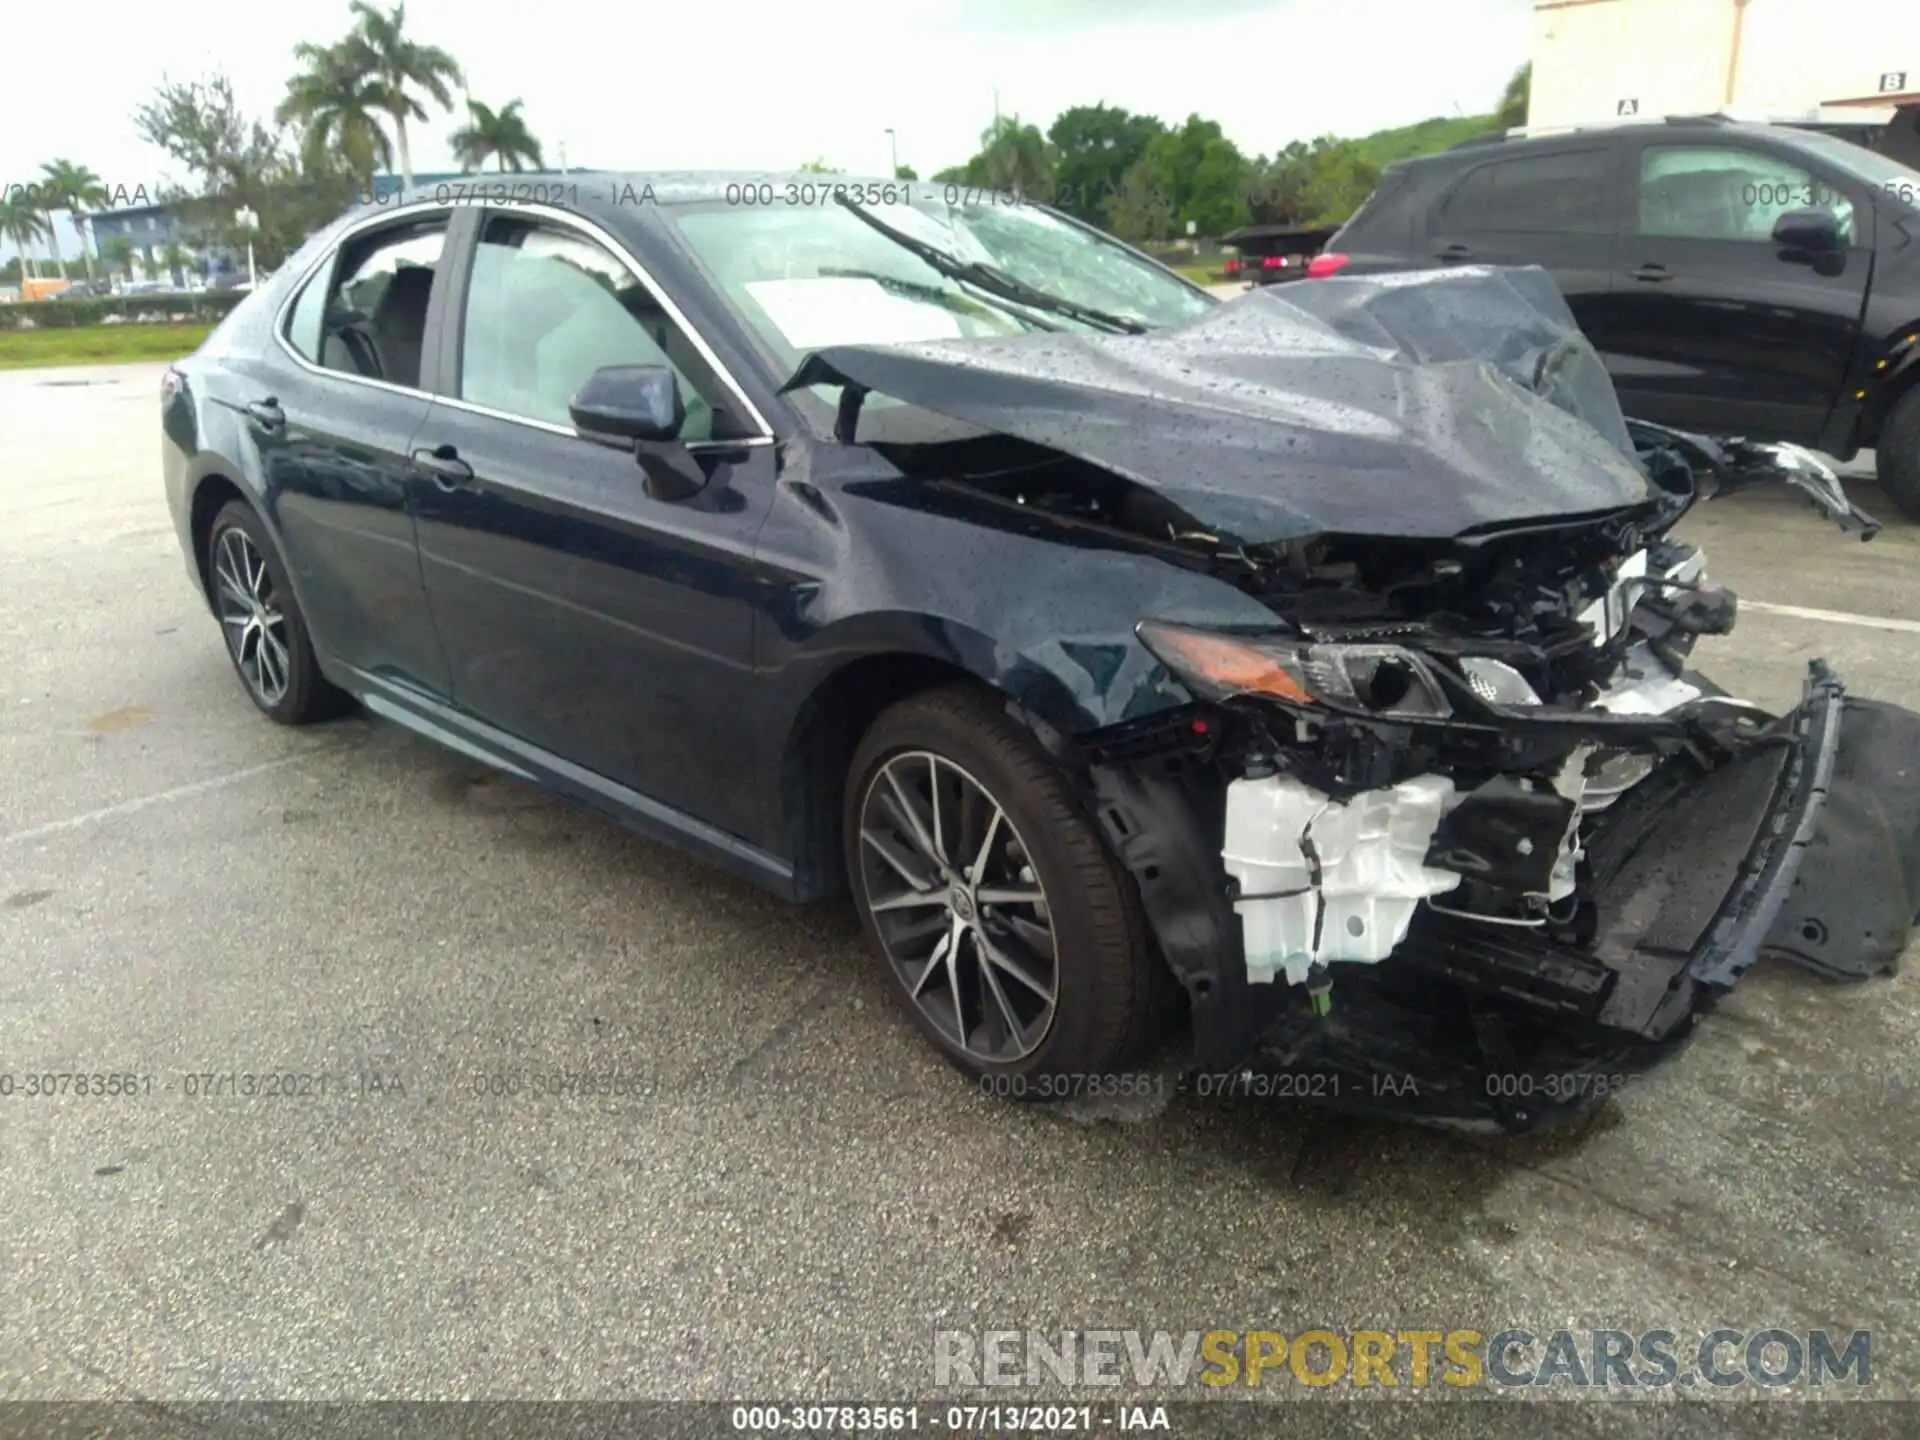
409, 209, 779, 836
1608, 143, 1872, 440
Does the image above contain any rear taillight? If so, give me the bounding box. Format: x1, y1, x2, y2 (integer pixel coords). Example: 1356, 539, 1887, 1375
1305, 253, 1351, 279
160, 368, 183, 404
1261, 256, 1285, 269
1223, 258, 1241, 275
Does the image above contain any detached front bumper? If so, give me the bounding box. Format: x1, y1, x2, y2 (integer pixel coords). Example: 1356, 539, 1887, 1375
1086, 662, 1920, 1133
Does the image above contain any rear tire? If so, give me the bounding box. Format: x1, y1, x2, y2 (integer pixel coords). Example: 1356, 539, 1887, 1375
207, 500, 350, 725
843, 685, 1161, 1090
1876, 384, 1920, 522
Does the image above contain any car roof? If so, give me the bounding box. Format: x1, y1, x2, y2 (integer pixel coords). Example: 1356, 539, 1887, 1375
1405, 117, 1833, 168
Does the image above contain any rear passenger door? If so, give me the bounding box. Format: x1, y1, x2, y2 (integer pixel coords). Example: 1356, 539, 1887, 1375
262, 211, 458, 697
1420, 143, 1624, 344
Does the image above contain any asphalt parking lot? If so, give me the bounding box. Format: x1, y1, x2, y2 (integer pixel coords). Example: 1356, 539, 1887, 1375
4, 359, 1920, 1429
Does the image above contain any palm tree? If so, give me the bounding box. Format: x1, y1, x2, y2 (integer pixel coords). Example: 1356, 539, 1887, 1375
338, 1, 464, 191
0, 189, 49, 281
975, 116, 1054, 198
40, 160, 107, 285
25, 179, 67, 281
162, 242, 193, 288
277, 41, 397, 188
100, 235, 135, 284
449, 98, 543, 173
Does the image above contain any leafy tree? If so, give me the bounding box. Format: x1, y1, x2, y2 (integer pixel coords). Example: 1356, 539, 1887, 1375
1141, 115, 1250, 237
0, 188, 49, 279
1294, 137, 1381, 225
162, 241, 194, 287
798, 157, 842, 173
1244, 136, 1382, 228
40, 160, 108, 284
1047, 103, 1165, 225
276, 41, 396, 188
451, 98, 544, 173
931, 164, 969, 184
1103, 157, 1176, 244
1496, 62, 1531, 130
1242, 140, 1307, 224
894, 164, 918, 181
134, 72, 361, 271
337, 0, 464, 191
99, 235, 135, 280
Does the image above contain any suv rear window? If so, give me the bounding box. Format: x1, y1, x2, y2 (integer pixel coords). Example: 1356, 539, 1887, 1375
1435, 148, 1613, 234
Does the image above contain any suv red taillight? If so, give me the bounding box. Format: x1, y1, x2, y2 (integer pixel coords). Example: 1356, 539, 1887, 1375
1305, 253, 1351, 279
1223, 257, 1241, 275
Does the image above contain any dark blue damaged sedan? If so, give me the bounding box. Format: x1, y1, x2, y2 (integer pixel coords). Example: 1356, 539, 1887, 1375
163, 173, 1920, 1132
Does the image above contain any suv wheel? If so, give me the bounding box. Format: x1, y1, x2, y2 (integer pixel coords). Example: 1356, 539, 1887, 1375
1876, 385, 1920, 522
844, 685, 1160, 1087
207, 500, 349, 724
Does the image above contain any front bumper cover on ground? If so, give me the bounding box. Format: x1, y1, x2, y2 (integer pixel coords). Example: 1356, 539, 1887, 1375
1086, 662, 1920, 1133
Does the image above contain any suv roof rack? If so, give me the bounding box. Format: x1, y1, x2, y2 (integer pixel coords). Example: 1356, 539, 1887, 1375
1449, 113, 1736, 150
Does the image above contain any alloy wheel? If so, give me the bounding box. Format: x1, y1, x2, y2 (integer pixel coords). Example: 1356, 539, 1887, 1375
212, 526, 292, 708
857, 750, 1058, 1063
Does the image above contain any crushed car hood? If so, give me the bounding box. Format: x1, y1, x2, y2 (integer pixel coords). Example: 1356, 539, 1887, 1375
782, 265, 1655, 545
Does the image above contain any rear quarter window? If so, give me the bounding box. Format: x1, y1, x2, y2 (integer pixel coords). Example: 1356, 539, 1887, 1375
193, 287, 274, 360
1432, 147, 1614, 234
1335, 166, 1411, 245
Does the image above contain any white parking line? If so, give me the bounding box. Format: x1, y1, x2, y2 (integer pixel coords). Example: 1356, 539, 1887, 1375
1742, 600, 1920, 635
1, 751, 335, 848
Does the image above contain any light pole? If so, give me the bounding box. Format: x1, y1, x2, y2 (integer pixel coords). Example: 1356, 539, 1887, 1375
234, 206, 258, 289
885, 127, 898, 178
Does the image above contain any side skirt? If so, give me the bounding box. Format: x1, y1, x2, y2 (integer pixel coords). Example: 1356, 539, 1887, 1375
341, 666, 802, 900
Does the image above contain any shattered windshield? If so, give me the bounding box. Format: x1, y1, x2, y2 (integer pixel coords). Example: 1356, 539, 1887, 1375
671, 191, 1213, 386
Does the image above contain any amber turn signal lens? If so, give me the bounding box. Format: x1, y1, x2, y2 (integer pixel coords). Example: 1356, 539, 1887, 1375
1136, 623, 1315, 705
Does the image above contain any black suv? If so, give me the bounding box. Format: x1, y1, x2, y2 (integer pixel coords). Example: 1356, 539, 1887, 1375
1322, 117, 1920, 517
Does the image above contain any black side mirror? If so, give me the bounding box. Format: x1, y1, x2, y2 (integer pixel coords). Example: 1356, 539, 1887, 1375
1772, 207, 1842, 253
569, 364, 685, 444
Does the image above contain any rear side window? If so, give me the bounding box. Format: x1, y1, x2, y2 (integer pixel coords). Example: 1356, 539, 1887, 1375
1434, 148, 1614, 234
282, 218, 448, 390
284, 266, 331, 363
1335, 166, 1408, 242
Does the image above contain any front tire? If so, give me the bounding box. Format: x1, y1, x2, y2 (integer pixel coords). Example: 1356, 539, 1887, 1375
1876, 384, 1920, 522
843, 684, 1160, 1088
207, 500, 348, 725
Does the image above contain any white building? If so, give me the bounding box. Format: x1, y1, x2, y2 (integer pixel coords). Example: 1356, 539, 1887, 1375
1530, 0, 1920, 161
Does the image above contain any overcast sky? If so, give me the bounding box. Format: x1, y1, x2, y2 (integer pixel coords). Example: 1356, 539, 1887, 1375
0, 0, 1531, 256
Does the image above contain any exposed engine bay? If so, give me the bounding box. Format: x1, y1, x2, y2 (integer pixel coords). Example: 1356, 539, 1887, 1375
1090, 512, 1920, 1135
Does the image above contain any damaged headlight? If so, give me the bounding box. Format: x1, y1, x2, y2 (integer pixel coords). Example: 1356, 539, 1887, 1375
1137, 621, 1451, 718
1457, 656, 1542, 708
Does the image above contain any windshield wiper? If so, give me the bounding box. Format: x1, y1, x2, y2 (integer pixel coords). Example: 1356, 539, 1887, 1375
835, 196, 1149, 335
813, 266, 1060, 331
